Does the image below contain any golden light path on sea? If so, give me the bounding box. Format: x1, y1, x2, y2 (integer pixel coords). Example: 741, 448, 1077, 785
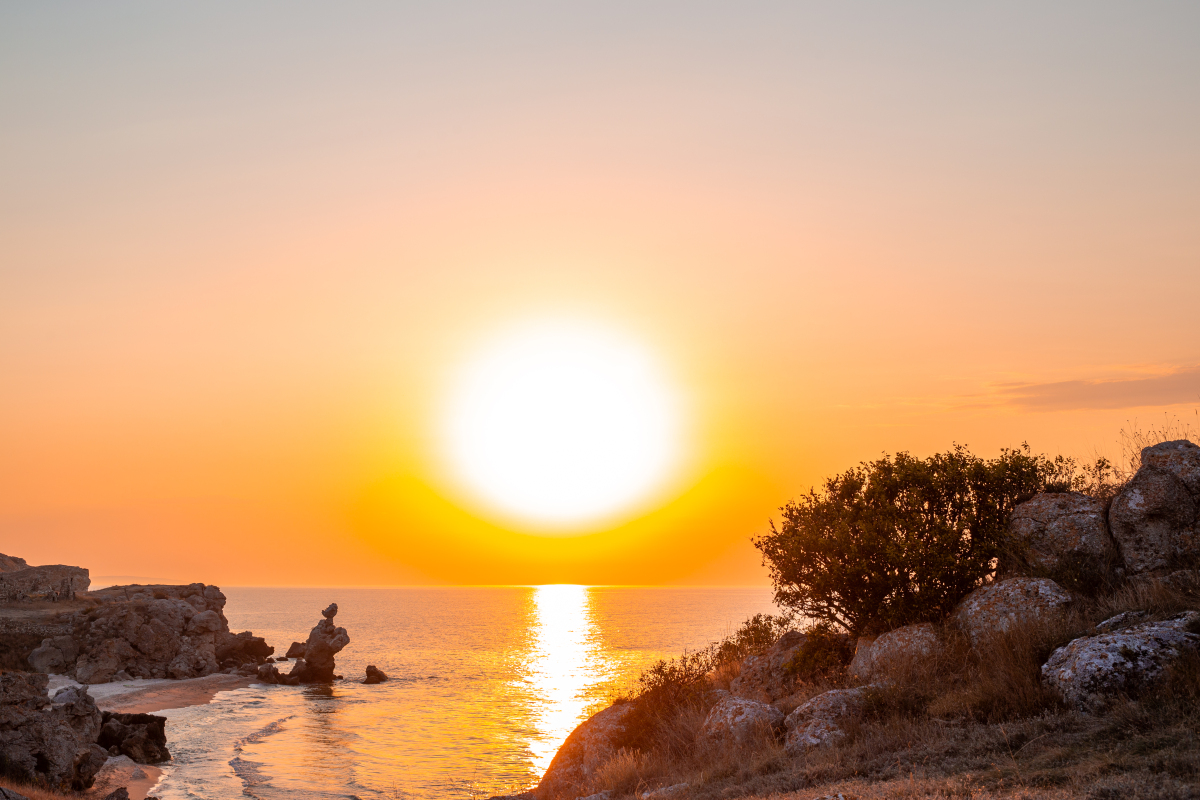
527, 585, 612, 775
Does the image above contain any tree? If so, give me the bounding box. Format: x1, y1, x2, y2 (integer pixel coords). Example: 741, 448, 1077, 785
753, 445, 1076, 636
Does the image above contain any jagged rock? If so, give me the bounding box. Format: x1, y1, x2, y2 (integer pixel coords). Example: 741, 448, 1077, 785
1042, 611, 1200, 712
97, 712, 169, 764
364, 665, 388, 684
0, 672, 107, 790
28, 634, 81, 674
285, 641, 306, 658
1110, 445, 1200, 574
287, 604, 349, 684
954, 578, 1073, 644
697, 695, 783, 748
730, 630, 806, 703
535, 702, 632, 800
0, 564, 90, 603
1004, 493, 1116, 584
848, 623, 940, 681
101, 788, 130, 800
784, 687, 872, 754
215, 631, 274, 666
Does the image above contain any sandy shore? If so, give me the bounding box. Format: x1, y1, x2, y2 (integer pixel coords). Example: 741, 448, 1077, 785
49, 672, 255, 714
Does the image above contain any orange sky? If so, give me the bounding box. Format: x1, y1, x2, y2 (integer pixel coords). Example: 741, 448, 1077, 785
2, 3, 1198, 586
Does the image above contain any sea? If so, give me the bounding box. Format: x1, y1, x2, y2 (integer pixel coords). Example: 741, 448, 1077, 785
149, 586, 779, 800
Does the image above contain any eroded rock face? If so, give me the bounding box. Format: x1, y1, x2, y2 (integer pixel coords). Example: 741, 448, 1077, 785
284, 603, 349, 684
1110, 443, 1200, 574
1042, 612, 1200, 712
535, 702, 632, 800
0, 564, 90, 603
954, 578, 1073, 645
848, 623, 940, 682
696, 695, 783, 749
0, 673, 107, 790
783, 687, 872, 754
730, 630, 806, 704
96, 711, 169, 764
28, 634, 81, 674
1005, 493, 1115, 584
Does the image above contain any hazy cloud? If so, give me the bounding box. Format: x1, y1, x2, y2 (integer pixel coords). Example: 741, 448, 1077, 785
995, 366, 1200, 411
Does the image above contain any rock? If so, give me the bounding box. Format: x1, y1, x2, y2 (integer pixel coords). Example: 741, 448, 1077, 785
1110, 457, 1200, 574
1004, 493, 1116, 585
783, 686, 872, 754
275, 656, 289, 662
577, 792, 612, 800
697, 695, 783, 748
1094, 610, 1149, 633
0, 672, 107, 790
364, 665, 388, 684
215, 630, 274, 666
0, 563, 90, 603
638, 784, 689, 799
285, 641, 306, 658
97, 711, 169, 763
287, 604, 349, 684
28, 634, 81, 674
101, 788, 130, 800
1141, 440, 1200, 496
0, 554, 29, 573
1042, 611, 1200, 712
730, 630, 806, 703
848, 623, 940, 681
954, 578, 1073, 645
0, 787, 30, 800
536, 702, 632, 800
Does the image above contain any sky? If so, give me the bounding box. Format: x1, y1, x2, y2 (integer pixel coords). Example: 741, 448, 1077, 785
2, 2, 1198, 587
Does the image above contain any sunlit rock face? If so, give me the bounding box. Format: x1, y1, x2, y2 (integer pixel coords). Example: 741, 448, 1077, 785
1110, 441, 1200, 574
849, 623, 941, 682
953, 578, 1073, 645
783, 687, 874, 754
287, 602, 350, 684
1042, 611, 1200, 712
534, 702, 632, 800
1004, 493, 1116, 585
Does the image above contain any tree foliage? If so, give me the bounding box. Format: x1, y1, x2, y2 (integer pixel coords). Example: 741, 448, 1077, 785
753, 444, 1077, 636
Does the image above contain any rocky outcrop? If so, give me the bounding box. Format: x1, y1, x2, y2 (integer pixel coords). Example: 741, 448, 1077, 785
0, 673, 107, 790
696, 694, 783, 748
364, 665, 388, 684
284, 641, 306, 658
535, 702, 632, 800
96, 712, 169, 763
730, 630, 805, 703
28, 635, 80, 674
848, 623, 941, 681
215, 631, 274, 666
0, 554, 28, 573
1041, 611, 1200, 712
1004, 493, 1116, 585
1110, 441, 1200, 574
954, 578, 1073, 644
287, 603, 349, 684
783, 687, 872, 754
0, 564, 89, 603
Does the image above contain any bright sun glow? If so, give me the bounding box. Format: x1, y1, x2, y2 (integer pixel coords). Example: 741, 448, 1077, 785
444, 318, 681, 527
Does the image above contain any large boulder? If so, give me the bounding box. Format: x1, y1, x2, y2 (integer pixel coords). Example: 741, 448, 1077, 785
535, 702, 632, 800
1110, 442, 1200, 574
729, 630, 806, 703
848, 623, 941, 682
1004, 493, 1116, 585
783, 687, 872, 754
954, 578, 1073, 645
96, 711, 169, 763
1042, 611, 1200, 712
287, 603, 350, 684
28, 634, 81, 674
696, 695, 783, 749
364, 665, 388, 684
0, 673, 107, 790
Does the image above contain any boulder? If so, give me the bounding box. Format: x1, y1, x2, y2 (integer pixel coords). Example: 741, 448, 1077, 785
1142, 440, 1200, 496
96, 711, 169, 763
638, 784, 689, 799
1110, 452, 1200, 574
0, 788, 30, 800
535, 702, 632, 800
730, 630, 806, 703
101, 788, 130, 800
783, 687, 872, 754
1004, 493, 1116, 584
287, 603, 349, 684
954, 578, 1073, 645
364, 665, 388, 684
1042, 611, 1200, 712
848, 623, 940, 681
215, 631, 274, 666
284, 641, 307, 659
28, 634, 81, 674
696, 695, 783, 748
0, 673, 107, 790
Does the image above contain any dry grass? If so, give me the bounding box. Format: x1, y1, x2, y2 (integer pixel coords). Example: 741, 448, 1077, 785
0, 775, 74, 800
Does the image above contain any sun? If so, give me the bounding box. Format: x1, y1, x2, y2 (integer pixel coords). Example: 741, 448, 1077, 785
442, 318, 682, 529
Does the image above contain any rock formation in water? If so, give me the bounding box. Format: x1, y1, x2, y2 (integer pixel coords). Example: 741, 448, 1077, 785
288, 603, 350, 683
364, 665, 388, 684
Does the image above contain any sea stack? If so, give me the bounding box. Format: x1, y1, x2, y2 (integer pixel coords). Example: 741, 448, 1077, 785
289, 602, 350, 683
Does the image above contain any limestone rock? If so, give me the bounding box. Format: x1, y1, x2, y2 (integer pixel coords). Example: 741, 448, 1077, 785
783, 686, 872, 754
954, 578, 1073, 644
215, 631, 274, 667
364, 665, 388, 684
1110, 458, 1200, 574
848, 623, 940, 681
730, 630, 806, 703
535, 702, 632, 800
0, 564, 89, 603
697, 695, 783, 748
287, 603, 349, 684
1042, 612, 1200, 712
0, 672, 107, 790
97, 712, 169, 764
1141, 440, 1200, 497
1005, 493, 1116, 584
285, 641, 307, 658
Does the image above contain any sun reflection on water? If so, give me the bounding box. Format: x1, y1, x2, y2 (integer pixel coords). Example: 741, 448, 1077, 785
527, 584, 610, 775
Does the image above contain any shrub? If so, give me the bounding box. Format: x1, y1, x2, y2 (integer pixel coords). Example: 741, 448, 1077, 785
754, 444, 1077, 635
784, 623, 855, 683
